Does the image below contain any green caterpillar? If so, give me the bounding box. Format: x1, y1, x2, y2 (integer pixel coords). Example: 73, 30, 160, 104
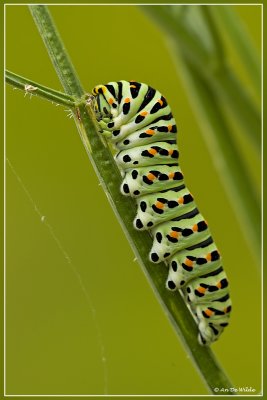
92, 80, 231, 345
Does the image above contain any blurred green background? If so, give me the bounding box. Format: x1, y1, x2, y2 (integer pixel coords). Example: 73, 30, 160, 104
5, 5, 261, 395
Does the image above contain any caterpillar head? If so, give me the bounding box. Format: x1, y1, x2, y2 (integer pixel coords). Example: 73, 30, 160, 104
92, 84, 119, 120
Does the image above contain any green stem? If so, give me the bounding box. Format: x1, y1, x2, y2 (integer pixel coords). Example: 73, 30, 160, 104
211, 65, 261, 151
29, 5, 84, 97
5, 70, 77, 108
210, 5, 261, 96
8, 4, 236, 394
200, 5, 225, 63
141, 5, 261, 151
141, 5, 212, 70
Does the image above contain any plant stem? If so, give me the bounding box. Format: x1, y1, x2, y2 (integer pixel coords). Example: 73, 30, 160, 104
141, 5, 261, 151
8, 4, 236, 394
5, 70, 77, 108
29, 5, 84, 97
210, 5, 261, 97
211, 64, 261, 151
141, 5, 211, 70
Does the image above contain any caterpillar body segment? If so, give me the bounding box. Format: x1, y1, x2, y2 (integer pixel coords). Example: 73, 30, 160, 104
121, 165, 184, 198
149, 214, 211, 264
134, 186, 194, 230
167, 242, 222, 290
115, 142, 179, 168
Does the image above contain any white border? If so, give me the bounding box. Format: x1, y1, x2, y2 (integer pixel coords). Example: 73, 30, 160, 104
4, 2, 264, 397
3, 3, 265, 5
3, 2, 6, 398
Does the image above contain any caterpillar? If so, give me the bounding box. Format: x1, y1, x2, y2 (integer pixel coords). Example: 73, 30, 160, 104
91, 80, 231, 345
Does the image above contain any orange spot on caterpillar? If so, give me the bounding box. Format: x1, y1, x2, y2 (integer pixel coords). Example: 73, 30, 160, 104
205, 309, 213, 317
206, 253, 212, 261
192, 224, 198, 232
140, 111, 148, 117
217, 281, 222, 289
148, 148, 157, 155
184, 257, 193, 267
170, 230, 179, 239
145, 129, 155, 135
168, 149, 174, 155
167, 125, 172, 132
198, 286, 206, 294
147, 173, 156, 181
178, 197, 184, 204
130, 85, 136, 88
124, 97, 130, 103
157, 98, 163, 106
108, 98, 114, 105
168, 172, 175, 179
155, 201, 164, 209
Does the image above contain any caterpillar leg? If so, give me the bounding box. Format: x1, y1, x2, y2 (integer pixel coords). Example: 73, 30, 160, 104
196, 301, 232, 345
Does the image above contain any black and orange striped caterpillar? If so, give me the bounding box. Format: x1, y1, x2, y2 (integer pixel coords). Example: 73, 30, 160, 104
92, 80, 231, 345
